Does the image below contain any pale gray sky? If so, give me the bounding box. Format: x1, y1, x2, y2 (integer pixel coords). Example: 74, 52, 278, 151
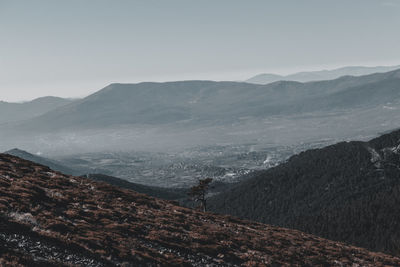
1, 0, 400, 101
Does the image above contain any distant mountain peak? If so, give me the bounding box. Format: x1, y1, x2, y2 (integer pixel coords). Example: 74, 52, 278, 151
246, 65, 400, 84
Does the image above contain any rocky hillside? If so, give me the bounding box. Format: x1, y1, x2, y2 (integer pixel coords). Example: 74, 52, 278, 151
1, 154, 400, 266
209, 129, 400, 256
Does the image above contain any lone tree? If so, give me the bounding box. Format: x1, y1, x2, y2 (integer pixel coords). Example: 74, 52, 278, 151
188, 178, 213, 212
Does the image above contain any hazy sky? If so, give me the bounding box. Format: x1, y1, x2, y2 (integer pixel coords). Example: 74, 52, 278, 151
1, 0, 400, 101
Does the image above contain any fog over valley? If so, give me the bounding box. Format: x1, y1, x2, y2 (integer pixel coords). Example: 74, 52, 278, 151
2, 69, 400, 187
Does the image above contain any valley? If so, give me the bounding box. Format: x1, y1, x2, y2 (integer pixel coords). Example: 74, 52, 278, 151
3, 2, 400, 265
51, 142, 312, 187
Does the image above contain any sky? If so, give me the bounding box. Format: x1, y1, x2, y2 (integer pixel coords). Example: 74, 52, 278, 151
1, 0, 400, 101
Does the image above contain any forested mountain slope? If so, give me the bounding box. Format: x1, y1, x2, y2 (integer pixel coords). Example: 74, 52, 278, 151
209, 129, 400, 256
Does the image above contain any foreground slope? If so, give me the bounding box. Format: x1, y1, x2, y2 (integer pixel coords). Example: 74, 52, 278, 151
209, 129, 400, 256
1, 155, 399, 266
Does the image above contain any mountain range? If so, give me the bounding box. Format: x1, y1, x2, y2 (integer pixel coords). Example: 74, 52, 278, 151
209, 128, 400, 256
2, 68, 400, 154
1, 153, 400, 266
246, 65, 400, 84
9, 69, 400, 132
2, 66, 399, 134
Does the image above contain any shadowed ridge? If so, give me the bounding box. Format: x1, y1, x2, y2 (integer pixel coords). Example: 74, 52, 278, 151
209, 128, 400, 256
85, 173, 187, 201
4, 148, 79, 176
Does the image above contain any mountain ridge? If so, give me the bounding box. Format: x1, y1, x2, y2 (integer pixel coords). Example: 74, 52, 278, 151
0, 96, 74, 125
